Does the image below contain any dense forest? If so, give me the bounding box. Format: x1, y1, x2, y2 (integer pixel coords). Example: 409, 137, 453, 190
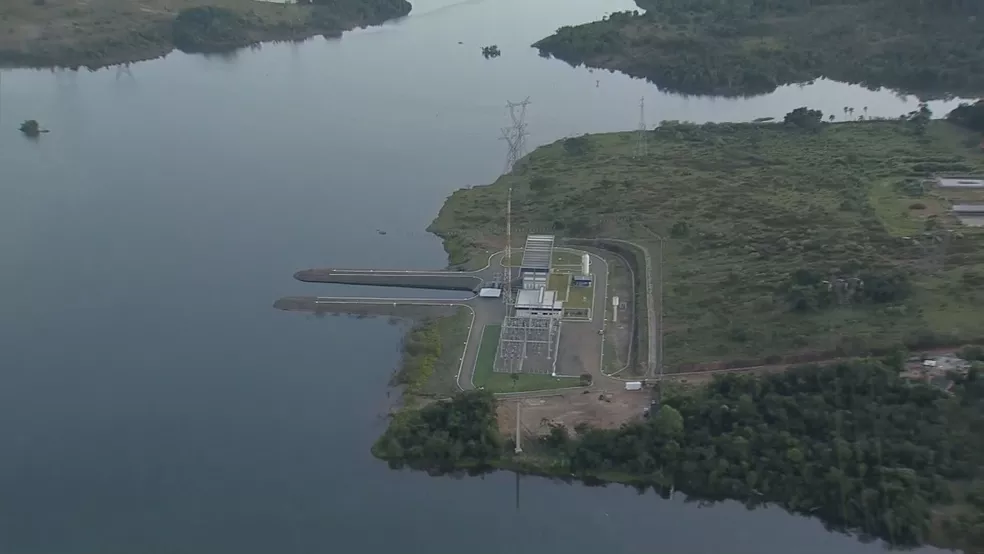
949, 100, 984, 134
533, 0, 984, 97
376, 359, 984, 550
372, 390, 502, 472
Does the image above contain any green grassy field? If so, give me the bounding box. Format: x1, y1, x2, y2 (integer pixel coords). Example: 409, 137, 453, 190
472, 325, 581, 393
420, 307, 472, 396
547, 272, 571, 299
430, 119, 984, 370
566, 283, 594, 310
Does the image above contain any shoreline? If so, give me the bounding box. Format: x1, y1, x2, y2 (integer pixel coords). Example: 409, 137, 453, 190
0, 0, 411, 70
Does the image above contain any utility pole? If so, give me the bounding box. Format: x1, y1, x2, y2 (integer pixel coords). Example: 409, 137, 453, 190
633, 97, 648, 158
504, 186, 513, 307
514, 401, 523, 454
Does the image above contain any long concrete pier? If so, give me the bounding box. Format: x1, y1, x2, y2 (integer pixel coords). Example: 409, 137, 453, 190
293, 268, 486, 292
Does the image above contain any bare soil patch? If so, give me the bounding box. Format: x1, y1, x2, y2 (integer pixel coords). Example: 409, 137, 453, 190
496, 387, 651, 438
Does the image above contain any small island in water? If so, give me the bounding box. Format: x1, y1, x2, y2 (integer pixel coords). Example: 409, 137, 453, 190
0, 0, 411, 69
376, 104, 984, 553
533, 0, 984, 97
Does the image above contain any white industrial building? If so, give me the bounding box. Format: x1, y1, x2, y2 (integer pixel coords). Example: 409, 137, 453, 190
936, 177, 984, 188
514, 288, 564, 318
520, 235, 554, 290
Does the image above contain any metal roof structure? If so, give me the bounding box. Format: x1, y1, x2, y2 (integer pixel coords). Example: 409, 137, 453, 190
937, 177, 984, 188
479, 288, 503, 298
515, 288, 562, 310
520, 235, 554, 272
952, 204, 984, 213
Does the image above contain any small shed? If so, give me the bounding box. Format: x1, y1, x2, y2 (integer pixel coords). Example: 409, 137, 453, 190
479, 288, 502, 298
952, 204, 984, 215
573, 275, 593, 287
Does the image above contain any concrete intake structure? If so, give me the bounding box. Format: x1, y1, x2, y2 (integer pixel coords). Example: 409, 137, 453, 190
293, 268, 485, 292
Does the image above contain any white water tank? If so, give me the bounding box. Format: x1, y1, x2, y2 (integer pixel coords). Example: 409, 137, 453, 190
582, 253, 590, 275
625, 381, 642, 391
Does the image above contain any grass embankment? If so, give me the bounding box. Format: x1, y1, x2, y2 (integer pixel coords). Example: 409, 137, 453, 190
472, 324, 580, 393
393, 307, 471, 402
0, 0, 410, 68
430, 118, 984, 371
533, 0, 984, 98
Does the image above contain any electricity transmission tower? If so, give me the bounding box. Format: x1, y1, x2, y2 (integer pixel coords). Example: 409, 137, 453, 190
499, 97, 531, 173
633, 97, 648, 158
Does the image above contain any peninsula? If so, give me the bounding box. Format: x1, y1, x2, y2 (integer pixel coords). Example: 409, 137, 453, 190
431, 111, 984, 370
0, 0, 411, 69
533, 0, 984, 97
373, 110, 984, 553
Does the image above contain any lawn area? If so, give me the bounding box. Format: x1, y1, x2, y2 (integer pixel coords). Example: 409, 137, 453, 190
420, 307, 473, 396
566, 284, 594, 310
547, 271, 571, 299
472, 324, 582, 393
430, 119, 984, 369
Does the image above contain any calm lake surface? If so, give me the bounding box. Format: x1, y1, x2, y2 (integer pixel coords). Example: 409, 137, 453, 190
0, 0, 963, 552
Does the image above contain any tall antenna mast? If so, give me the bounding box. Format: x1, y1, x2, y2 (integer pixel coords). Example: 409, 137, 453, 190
634, 96, 648, 158
504, 186, 513, 306
499, 98, 529, 306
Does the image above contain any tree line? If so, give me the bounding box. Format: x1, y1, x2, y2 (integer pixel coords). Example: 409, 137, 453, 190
372, 390, 502, 472
533, 0, 984, 97
376, 359, 984, 550
540, 359, 984, 548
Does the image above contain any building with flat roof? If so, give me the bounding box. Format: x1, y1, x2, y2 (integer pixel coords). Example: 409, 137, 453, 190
952, 204, 984, 214
573, 275, 592, 287
515, 287, 563, 318
479, 287, 502, 298
937, 177, 984, 188
520, 235, 554, 272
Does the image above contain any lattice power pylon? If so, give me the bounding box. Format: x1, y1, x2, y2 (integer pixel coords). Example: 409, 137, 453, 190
500, 97, 531, 173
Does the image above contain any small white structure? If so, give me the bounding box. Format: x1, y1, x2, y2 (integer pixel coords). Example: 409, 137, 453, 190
479, 288, 502, 298
515, 288, 564, 318
625, 381, 643, 391
937, 177, 984, 189
581, 253, 591, 276
923, 359, 938, 368
612, 295, 619, 321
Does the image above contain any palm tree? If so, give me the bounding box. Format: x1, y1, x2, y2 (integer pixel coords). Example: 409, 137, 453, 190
863, 106, 868, 118
829, 114, 835, 122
